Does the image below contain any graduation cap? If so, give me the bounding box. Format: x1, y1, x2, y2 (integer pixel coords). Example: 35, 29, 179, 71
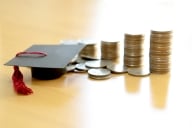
5, 44, 85, 95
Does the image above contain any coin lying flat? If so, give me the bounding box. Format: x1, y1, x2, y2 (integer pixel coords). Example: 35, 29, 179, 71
89, 74, 111, 80
88, 68, 111, 76
127, 67, 150, 77
75, 63, 88, 71
85, 60, 112, 68
88, 68, 111, 80
107, 64, 128, 73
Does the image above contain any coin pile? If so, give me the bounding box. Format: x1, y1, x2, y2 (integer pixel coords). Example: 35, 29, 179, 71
79, 40, 100, 59
124, 33, 144, 67
101, 40, 120, 60
149, 30, 172, 73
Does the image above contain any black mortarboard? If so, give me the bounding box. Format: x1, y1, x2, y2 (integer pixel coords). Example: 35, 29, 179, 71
5, 44, 85, 95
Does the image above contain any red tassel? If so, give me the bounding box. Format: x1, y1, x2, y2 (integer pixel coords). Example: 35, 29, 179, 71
11, 51, 46, 95
12, 66, 33, 95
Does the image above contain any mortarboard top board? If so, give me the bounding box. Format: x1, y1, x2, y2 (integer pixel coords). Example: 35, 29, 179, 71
5, 44, 85, 95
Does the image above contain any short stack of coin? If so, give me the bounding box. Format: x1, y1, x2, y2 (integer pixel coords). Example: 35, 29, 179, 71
124, 33, 144, 67
101, 40, 120, 61
149, 30, 172, 73
79, 40, 100, 59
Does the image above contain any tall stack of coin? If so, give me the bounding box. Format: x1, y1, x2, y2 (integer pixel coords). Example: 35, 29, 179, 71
101, 40, 120, 61
124, 33, 144, 67
79, 40, 100, 59
149, 30, 172, 73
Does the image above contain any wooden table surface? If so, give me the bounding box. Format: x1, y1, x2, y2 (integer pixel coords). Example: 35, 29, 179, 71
0, 0, 192, 128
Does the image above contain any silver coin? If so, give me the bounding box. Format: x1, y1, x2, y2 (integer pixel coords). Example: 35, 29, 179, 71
88, 74, 111, 80
107, 64, 128, 73
75, 63, 88, 71
85, 60, 112, 68
88, 68, 111, 77
127, 67, 150, 77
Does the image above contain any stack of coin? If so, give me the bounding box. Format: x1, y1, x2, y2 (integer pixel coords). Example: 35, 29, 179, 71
149, 30, 172, 73
101, 40, 120, 60
124, 33, 144, 67
79, 40, 100, 59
